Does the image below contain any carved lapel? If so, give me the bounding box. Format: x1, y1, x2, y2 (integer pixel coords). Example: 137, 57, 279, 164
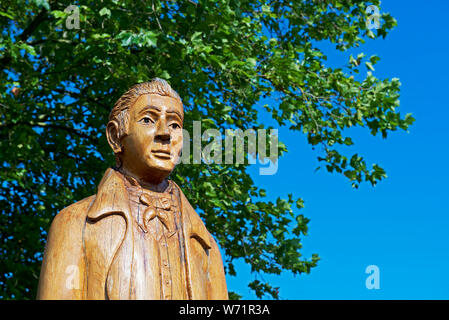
83, 169, 212, 300
84, 168, 134, 300
174, 182, 212, 299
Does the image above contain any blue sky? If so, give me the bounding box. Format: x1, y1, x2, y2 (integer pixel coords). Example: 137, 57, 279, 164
227, 0, 449, 299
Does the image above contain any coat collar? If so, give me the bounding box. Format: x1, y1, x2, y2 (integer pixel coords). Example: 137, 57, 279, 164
87, 168, 131, 221
83, 167, 214, 299
86, 167, 212, 250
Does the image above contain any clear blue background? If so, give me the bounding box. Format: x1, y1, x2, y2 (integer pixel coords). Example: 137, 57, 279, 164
226, 0, 449, 299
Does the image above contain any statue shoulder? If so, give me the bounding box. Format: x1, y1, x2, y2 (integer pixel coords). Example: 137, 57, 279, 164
38, 195, 95, 299
50, 195, 96, 231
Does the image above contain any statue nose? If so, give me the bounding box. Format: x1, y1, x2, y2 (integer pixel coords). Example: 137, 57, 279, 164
155, 120, 170, 141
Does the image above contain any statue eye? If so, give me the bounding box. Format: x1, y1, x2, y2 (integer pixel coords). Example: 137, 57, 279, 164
170, 123, 180, 129
142, 117, 152, 124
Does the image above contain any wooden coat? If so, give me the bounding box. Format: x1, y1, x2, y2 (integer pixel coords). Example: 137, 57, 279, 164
37, 168, 228, 300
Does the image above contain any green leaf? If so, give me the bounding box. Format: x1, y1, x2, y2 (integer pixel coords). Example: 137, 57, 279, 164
365, 61, 375, 71
99, 7, 111, 17
0, 11, 14, 19
296, 198, 304, 209
33, 0, 50, 10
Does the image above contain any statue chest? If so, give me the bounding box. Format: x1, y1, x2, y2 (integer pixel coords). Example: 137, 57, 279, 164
127, 186, 189, 300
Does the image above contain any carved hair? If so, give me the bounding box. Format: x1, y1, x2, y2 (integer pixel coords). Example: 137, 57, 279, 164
109, 78, 183, 138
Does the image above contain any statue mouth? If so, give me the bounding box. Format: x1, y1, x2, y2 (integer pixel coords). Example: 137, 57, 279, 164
152, 149, 171, 159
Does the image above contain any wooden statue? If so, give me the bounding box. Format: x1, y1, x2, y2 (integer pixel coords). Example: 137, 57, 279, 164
37, 79, 228, 300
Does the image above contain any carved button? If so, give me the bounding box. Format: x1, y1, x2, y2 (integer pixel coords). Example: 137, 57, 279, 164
163, 260, 168, 267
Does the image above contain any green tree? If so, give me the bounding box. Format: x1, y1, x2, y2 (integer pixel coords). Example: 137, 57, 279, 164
0, 0, 413, 299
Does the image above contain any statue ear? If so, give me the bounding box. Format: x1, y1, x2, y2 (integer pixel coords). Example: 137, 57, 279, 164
106, 120, 122, 154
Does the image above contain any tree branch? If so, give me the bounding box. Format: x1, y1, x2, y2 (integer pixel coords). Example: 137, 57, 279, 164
0, 121, 98, 144
19, 9, 49, 42
0, 9, 49, 70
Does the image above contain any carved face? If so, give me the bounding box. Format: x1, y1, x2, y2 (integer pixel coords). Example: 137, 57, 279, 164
119, 93, 184, 183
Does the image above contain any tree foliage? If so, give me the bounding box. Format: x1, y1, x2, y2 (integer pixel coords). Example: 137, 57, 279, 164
0, 0, 413, 299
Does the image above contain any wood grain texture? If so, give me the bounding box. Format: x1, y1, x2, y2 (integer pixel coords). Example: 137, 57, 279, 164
37, 80, 228, 300
37, 169, 228, 300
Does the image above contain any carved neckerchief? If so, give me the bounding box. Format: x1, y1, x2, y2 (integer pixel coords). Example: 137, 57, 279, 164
121, 172, 188, 300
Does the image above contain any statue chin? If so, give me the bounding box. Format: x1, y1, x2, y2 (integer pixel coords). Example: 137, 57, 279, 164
136, 163, 175, 186
119, 155, 178, 186
145, 153, 179, 174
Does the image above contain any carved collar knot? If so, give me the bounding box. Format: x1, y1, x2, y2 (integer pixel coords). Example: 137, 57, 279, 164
139, 193, 174, 233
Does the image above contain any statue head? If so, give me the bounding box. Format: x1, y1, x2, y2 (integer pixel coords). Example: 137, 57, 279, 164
106, 78, 184, 185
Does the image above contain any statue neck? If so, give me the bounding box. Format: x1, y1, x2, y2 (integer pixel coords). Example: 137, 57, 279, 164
116, 167, 170, 193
